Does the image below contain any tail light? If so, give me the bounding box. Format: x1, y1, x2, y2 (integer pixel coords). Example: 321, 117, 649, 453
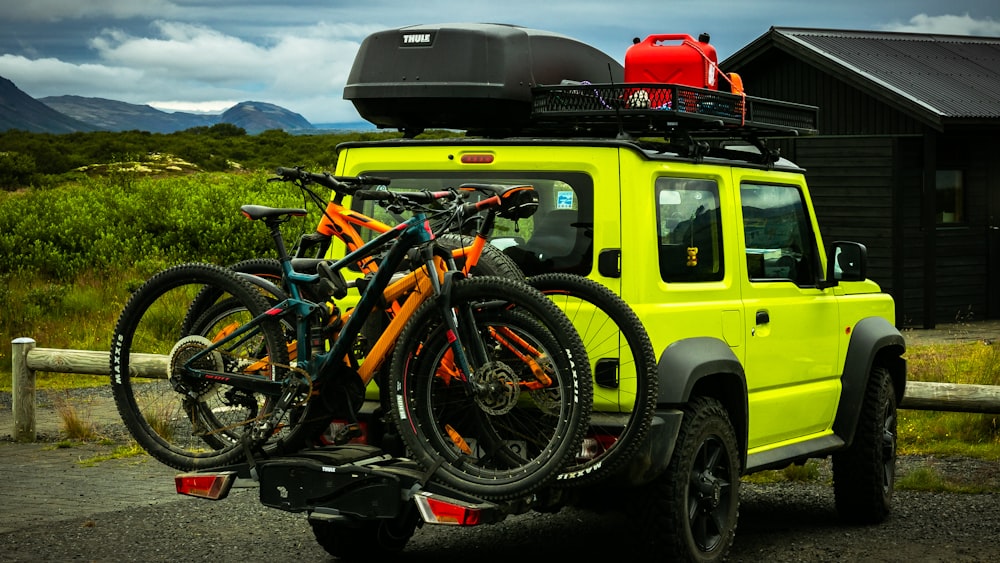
175, 471, 238, 500
414, 492, 483, 526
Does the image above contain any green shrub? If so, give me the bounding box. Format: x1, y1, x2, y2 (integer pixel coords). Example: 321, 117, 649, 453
0, 151, 38, 189
0, 170, 323, 280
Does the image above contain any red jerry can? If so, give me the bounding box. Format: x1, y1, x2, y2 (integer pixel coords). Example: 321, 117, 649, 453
625, 33, 720, 90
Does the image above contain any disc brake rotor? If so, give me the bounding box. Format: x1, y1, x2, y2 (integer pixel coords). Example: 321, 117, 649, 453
474, 361, 520, 415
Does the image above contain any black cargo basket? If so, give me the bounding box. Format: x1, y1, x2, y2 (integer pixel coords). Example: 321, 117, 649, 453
529, 83, 819, 138
344, 23, 624, 135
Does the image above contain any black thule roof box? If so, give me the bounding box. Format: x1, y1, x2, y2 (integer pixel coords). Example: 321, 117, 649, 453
343, 23, 624, 135
344, 23, 819, 140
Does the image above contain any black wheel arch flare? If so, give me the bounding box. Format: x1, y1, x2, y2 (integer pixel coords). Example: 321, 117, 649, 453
657, 337, 749, 470
833, 316, 906, 447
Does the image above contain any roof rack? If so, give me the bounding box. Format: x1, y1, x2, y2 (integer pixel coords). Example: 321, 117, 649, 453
527, 82, 819, 139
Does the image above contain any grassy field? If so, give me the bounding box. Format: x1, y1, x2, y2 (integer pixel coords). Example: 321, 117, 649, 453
899, 340, 1000, 458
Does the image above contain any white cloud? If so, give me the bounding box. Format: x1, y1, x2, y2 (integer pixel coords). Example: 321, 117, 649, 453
4, 5, 998, 125
0, 54, 144, 93
881, 13, 1000, 36
0, 20, 377, 123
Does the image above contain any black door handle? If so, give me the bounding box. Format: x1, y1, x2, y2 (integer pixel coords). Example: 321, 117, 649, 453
756, 310, 770, 325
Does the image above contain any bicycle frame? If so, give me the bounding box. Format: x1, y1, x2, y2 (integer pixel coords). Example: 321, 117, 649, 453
181, 212, 457, 409
179, 194, 517, 427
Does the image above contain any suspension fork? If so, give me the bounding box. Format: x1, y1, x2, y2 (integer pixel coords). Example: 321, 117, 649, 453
419, 241, 490, 391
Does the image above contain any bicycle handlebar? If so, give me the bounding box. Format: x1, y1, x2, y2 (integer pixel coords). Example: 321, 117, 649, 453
355, 189, 457, 204
272, 167, 391, 194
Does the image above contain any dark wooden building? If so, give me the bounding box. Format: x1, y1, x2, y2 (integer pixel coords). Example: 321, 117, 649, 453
723, 28, 1000, 328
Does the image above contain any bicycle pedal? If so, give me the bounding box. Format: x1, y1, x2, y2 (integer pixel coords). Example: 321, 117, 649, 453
332, 423, 363, 445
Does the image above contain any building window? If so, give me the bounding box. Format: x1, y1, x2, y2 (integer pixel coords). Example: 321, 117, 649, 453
936, 170, 964, 224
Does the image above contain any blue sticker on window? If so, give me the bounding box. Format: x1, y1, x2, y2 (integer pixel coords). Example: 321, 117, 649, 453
556, 191, 574, 209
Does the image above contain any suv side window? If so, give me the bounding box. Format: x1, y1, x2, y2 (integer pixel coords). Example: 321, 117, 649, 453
741, 183, 818, 285
656, 177, 724, 283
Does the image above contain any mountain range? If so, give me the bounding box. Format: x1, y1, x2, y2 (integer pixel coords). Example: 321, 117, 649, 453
0, 75, 321, 134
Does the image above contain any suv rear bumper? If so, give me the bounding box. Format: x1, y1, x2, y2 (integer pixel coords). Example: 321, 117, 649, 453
611, 408, 683, 486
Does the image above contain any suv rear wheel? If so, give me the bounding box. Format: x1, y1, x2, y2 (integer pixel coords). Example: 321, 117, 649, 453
638, 396, 740, 562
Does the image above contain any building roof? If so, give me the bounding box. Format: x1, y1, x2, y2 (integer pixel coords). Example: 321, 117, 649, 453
723, 27, 1000, 128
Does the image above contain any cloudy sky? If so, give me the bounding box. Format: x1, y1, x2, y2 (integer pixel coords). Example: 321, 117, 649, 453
1, 1, 998, 125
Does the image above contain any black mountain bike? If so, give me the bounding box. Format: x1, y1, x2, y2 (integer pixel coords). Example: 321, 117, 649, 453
110, 180, 593, 500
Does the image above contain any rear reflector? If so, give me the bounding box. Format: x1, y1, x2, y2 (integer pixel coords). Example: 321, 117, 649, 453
175, 471, 238, 500
414, 492, 482, 526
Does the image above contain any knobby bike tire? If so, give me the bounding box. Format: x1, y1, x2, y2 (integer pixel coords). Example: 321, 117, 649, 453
180, 258, 284, 337
387, 276, 593, 500
527, 273, 658, 486
110, 263, 291, 471
436, 233, 525, 279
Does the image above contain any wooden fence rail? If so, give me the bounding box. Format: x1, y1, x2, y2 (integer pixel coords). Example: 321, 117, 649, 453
9, 338, 1000, 442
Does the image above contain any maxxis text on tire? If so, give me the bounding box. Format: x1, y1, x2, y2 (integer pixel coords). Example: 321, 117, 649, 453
527, 272, 658, 486
110, 262, 290, 471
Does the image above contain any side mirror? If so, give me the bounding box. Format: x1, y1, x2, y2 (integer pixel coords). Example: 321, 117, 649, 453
819, 241, 868, 289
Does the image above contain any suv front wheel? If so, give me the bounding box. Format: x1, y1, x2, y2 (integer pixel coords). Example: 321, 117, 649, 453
638, 396, 740, 562
832, 366, 897, 524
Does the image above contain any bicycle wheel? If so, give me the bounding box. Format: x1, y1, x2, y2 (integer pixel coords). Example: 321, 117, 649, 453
180, 258, 285, 337
110, 263, 292, 470
388, 276, 593, 500
527, 273, 658, 486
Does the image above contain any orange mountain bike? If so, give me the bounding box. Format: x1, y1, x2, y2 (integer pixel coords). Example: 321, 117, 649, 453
274, 168, 659, 487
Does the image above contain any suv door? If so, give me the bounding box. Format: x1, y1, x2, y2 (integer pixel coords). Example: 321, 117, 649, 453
617, 152, 744, 357
733, 169, 842, 452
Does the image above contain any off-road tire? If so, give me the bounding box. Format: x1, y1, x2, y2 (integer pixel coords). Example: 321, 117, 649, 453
309, 513, 417, 560
638, 396, 740, 562
832, 366, 897, 524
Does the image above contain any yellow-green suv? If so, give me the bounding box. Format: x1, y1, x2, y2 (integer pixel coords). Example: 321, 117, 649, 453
332, 22, 907, 563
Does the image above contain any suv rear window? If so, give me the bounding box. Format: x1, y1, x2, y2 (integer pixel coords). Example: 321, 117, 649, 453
355, 171, 594, 276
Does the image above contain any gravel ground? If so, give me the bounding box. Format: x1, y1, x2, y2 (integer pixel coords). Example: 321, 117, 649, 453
1, 392, 998, 563
0, 458, 997, 562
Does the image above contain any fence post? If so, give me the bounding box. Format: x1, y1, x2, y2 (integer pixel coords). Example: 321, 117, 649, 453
11, 337, 37, 442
